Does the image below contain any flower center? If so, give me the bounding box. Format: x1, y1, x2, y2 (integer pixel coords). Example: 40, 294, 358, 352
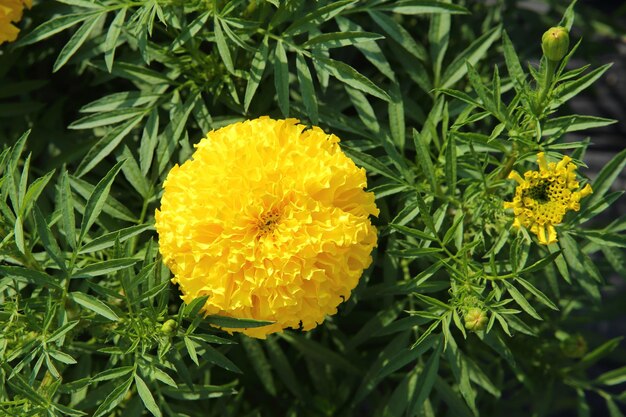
257, 209, 281, 237
525, 179, 551, 203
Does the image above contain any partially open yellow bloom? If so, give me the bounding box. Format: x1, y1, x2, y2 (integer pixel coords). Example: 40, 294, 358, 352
504, 152, 592, 245
155, 117, 378, 338
0, 0, 31, 45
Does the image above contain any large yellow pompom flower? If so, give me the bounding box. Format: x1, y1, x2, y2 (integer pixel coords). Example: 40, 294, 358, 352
504, 152, 592, 245
0, 0, 31, 45
155, 117, 379, 338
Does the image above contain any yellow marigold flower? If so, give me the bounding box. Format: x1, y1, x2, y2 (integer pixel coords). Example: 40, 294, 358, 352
504, 152, 592, 245
0, 0, 31, 45
155, 117, 379, 338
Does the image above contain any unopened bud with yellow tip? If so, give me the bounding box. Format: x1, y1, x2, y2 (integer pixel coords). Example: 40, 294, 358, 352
464, 307, 488, 331
542, 26, 570, 62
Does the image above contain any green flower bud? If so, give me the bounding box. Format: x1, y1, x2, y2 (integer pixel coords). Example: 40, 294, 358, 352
560, 333, 587, 358
160, 319, 177, 335
464, 307, 488, 331
542, 26, 570, 62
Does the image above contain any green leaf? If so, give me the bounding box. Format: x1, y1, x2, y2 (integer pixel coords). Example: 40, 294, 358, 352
184, 336, 199, 366
501, 30, 525, 90
389, 224, 437, 241
92, 376, 133, 417
14, 215, 25, 254
79, 224, 152, 254
214, 17, 234, 74
503, 281, 542, 321
368, 11, 427, 61
543, 115, 616, 136
70, 175, 136, 223
80, 91, 159, 113
274, 40, 290, 117
139, 108, 160, 176
559, 0, 577, 30
69, 108, 145, 130
91, 367, 134, 383
575, 337, 622, 370
284, 0, 356, 36
69, 292, 120, 321
296, 53, 318, 124
412, 129, 438, 191
429, 6, 450, 85
48, 349, 77, 365
204, 315, 274, 329
21, 170, 55, 218
53, 15, 102, 72
47, 320, 79, 344
78, 160, 126, 245
408, 338, 443, 414
134, 374, 162, 417
104, 7, 127, 72
374, 1, 468, 14
118, 146, 151, 198
240, 336, 276, 396
59, 171, 76, 250
343, 147, 403, 183
554, 63, 612, 105
280, 333, 361, 375
75, 115, 143, 178
33, 207, 66, 271
388, 83, 405, 151
266, 337, 304, 400
313, 55, 390, 101
595, 366, 626, 386
587, 148, 626, 207
15, 12, 100, 46
302, 31, 383, 49
515, 277, 558, 311
0, 266, 62, 290
440, 25, 502, 88
72, 258, 138, 279
244, 36, 269, 112
171, 11, 210, 51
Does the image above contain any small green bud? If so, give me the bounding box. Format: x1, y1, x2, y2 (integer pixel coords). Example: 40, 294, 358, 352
541, 26, 570, 62
160, 319, 177, 335
464, 307, 488, 331
560, 333, 587, 358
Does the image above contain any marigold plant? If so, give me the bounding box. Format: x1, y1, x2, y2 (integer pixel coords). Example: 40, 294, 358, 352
155, 117, 378, 338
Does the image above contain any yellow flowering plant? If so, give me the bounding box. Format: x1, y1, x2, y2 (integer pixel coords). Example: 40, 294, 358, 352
1, 0, 625, 416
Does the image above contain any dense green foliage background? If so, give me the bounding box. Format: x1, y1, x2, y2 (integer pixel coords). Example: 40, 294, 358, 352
1, 0, 625, 416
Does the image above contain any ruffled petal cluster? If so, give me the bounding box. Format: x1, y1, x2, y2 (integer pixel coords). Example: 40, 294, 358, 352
504, 152, 592, 245
0, 0, 31, 45
155, 117, 379, 338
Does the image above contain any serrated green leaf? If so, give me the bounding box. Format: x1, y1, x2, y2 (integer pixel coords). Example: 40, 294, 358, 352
59, 171, 76, 250
72, 258, 138, 279
134, 374, 162, 417
33, 207, 66, 271
15, 12, 100, 47
274, 40, 290, 116
78, 160, 126, 244
171, 11, 210, 51
79, 224, 152, 254
313, 55, 390, 101
69, 292, 120, 321
53, 15, 102, 72
296, 53, 318, 124
543, 115, 616, 136
374, 1, 468, 14
104, 7, 127, 72
440, 25, 502, 88
244, 36, 269, 112
69, 108, 144, 130
284, 0, 355, 36
412, 129, 438, 191
0, 266, 61, 290
368, 10, 426, 61
587, 148, 626, 207
75, 115, 143, 178
92, 376, 133, 417
214, 17, 234, 74
503, 281, 542, 320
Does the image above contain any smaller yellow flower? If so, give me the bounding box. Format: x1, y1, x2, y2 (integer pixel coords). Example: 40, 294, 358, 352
504, 152, 592, 245
0, 0, 32, 45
